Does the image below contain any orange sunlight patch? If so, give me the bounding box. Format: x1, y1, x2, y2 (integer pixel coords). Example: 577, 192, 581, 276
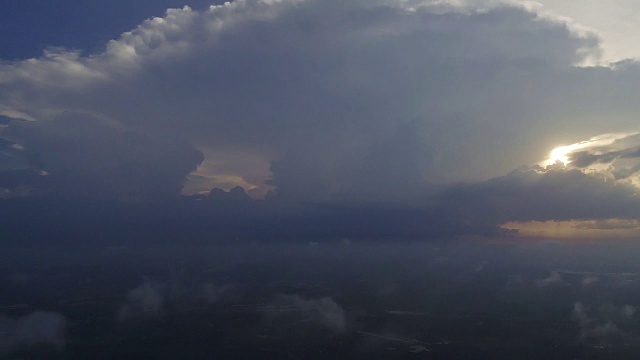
501, 219, 640, 240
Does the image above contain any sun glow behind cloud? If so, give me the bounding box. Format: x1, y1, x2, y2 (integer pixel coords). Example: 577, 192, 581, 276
181, 147, 272, 198
502, 130, 640, 240
538, 132, 640, 167
541, 132, 639, 167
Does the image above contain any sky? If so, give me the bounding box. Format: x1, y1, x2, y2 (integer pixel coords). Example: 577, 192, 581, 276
2, 0, 640, 241
533, 0, 640, 63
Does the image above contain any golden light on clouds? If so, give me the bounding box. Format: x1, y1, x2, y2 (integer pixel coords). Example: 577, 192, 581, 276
546, 144, 576, 165
540, 132, 637, 167
502, 219, 640, 240
181, 147, 273, 198
182, 174, 257, 195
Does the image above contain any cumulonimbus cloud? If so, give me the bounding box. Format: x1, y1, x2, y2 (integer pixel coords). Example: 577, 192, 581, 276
0, 0, 640, 233
0, 0, 621, 200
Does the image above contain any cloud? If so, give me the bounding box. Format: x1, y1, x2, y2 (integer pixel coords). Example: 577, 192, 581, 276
117, 282, 165, 321
621, 305, 636, 319
201, 282, 230, 304
572, 302, 638, 344
535, 271, 563, 287
2, 0, 640, 239
3, 113, 203, 200
2, 0, 633, 202
432, 129, 640, 233
557, 133, 640, 184
435, 165, 640, 226
0, 311, 67, 353
573, 219, 640, 231
582, 276, 599, 287
267, 294, 347, 333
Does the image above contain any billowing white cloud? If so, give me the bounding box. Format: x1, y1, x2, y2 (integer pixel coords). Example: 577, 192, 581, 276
533, 0, 640, 62
0, 0, 639, 203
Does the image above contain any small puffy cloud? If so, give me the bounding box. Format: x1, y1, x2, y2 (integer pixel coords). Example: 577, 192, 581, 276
117, 282, 165, 322
621, 305, 636, 319
535, 271, 563, 287
571, 302, 637, 344
267, 294, 347, 333
0, 311, 67, 353
582, 276, 600, 287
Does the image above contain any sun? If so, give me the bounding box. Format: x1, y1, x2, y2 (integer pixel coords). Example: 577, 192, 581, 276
540, 132, 638, 168
548, 145, 571, 165
541, 143, 583, 167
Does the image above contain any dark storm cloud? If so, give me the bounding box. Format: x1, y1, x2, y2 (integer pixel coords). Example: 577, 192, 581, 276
434, 166, 640, 225
4, 113, 203, 199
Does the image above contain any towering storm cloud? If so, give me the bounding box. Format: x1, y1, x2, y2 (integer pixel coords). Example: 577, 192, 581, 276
1, 0, 640, 237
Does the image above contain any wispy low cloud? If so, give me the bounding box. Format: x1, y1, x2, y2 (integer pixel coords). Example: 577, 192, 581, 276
573, 219, 640, 231
535, 271, 564, 287
0, 311, 67, 353
581, 276, 600, 287
266, 294, 347, 333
